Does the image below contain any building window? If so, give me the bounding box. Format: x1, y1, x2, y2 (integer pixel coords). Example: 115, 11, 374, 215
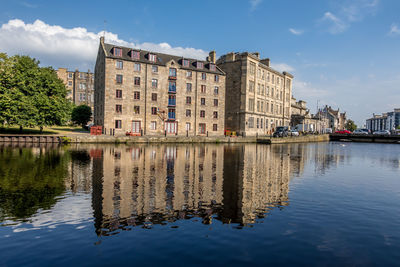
150, 121, 157, 130
134, 106, 140, 114
201, 85, 206, 93
261, 118, 263, 128
214, 99, 218, 106
183, 59, 189, 67
186, 83, 192, 92
131, 50, 140, 59
68, 73, 73, 78
79, 83, 86, 90
272, 74, 275, 84
201, 98, 205, 105
257, 101, 260, 112
169, 68, 177, 77
152, 79, 158, 88
116, 104, 122, 113
200, 110, 205, 117
68, 81, 72, 86
257, 118, 259, 128
116, 60, 123, 69
116, 90, 122, 99
196, 62, 204, 69
199, 123, 206, 134
249, 62, 256, 75
151, 93, 157, 101
168, 108, 175, 119
201, 73, 206, 80
152, 65, 158, 73
214, 75, 219, 82
134, 77, 140, 86
114, 48, 122, 57
168, 95, 176, 106
116, 74, 123, 84
169, 81, 176, 92
149, 54, 157, 62
248, 117, 254, 128
79, 93, 85, 101
134, 63, 141, 72
151, 107, 157, 115
210, 64, 216, 71
213, 124, 218, 131
115, 120, 122, 128
186, 96, 191, 104
134, 91, 140, 100
186, 109, 191, 117
249, 80, 255, 92
249, 98, 255, 111
186, 122, 191, 131
214, 86, 219, 95
213, 111, 218, 119
186, 71, 192, 78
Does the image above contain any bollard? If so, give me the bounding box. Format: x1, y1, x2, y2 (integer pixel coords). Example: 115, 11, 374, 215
113, 129, 115, 136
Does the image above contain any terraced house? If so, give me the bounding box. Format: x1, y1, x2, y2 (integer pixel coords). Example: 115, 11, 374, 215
94, 37, 225, 136
217, 52, 293, 136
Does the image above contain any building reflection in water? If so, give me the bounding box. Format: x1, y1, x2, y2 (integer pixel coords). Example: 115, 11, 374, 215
84, 144, 296, 236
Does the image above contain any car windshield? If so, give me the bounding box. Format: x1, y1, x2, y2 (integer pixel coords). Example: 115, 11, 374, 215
276, 127, 285, 131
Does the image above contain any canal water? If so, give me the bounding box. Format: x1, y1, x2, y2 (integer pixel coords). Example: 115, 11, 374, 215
0, 142, 399, 266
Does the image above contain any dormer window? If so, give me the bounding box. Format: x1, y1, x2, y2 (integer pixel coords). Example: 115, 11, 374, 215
149, 54, 157, 62
183, 59, 189, 67
210, 64, 216, 71
114, 47, 122, 57
196, 62, 204, 69
131, 50, 140, 60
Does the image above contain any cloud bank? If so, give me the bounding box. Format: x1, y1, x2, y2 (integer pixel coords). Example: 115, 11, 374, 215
0, 19, 209, 71
289, 28, 304, 35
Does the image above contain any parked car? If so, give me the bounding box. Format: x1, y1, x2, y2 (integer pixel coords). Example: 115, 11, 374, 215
373, 130, 390, 135
335, 130, 352, 134
289, 129, 299, 136
354, 129, 369, 135
84, 123, 94, 130
273, 126, 289, 137
324, 128, 333, 134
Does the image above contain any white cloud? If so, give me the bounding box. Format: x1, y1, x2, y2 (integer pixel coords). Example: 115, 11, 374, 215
388, 23, 400, 36
320, 12, 348, 34
270, 63, 295, 73
289, 28, 304, 35
250, 0, 262, 11
319, 0, 379, 34
293, 80, 330, 98
0, 19, 209, 71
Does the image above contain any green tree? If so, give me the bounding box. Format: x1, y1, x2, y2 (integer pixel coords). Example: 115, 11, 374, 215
71, 104, 92, 127
345, 120, 357, 132
0, 54, 72, 132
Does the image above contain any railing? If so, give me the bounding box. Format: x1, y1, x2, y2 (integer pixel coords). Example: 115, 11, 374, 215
168, 99, 176, 106
168, 86, 176, 93
168, 75, 177, 80
168, 112, 176, 119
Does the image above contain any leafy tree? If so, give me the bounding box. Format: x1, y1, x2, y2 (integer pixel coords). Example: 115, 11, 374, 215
71, 104, 92, 127
0, 54, 72, 132
345, 120, 357, 132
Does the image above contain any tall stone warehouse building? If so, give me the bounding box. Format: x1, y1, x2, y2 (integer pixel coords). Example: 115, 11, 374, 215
217, 52, 293, 136
94, 37, 225, 136
56, 68, 94, 109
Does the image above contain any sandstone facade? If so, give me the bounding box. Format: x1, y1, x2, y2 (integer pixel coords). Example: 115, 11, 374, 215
217, 52, 293, 136
94, 37, 225, 136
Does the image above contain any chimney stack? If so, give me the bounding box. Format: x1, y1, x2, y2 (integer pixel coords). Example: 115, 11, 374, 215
100, 36, 105, 44
260, 58, 270, 67
209, 50, 216, 63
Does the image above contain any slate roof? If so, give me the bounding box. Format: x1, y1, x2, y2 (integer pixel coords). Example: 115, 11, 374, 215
103, 42, 225, 75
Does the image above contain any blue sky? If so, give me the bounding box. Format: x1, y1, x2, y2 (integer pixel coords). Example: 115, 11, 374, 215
0, 0, 399, 126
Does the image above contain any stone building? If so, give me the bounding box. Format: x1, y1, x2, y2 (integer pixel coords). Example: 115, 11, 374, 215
56, 68, 94, 110
94, 37, 226, 136
321, 105, 346, 131
216, 52, 293, 136
366, 108, 400, 132
291, 98, 330, 133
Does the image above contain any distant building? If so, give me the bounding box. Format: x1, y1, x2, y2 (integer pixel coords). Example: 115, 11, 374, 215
291, 98, 330, 133
217, 52, 293, 136
321, 106, 346, 131
366, 108, 400, 132
56, 68, 94, 110
94, 37, 226, 136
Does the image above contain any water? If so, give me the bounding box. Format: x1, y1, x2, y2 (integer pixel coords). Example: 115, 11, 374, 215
0, 142, 399, 266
